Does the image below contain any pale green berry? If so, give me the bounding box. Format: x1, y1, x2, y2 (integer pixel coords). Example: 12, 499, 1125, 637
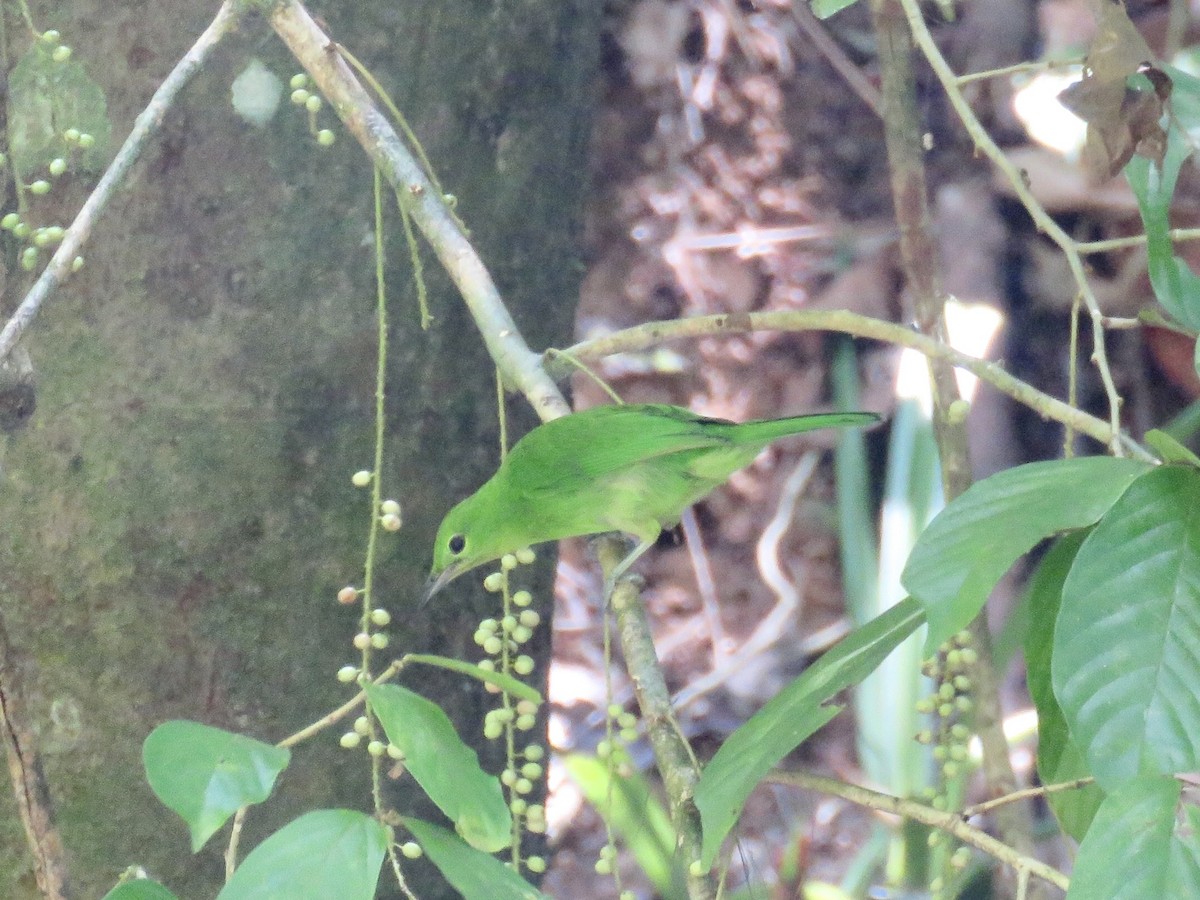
500, 768, 517, 786
63, 128, 80, 143
607, 704, 624, 718
380, 512, 401, 531
620, 728, 637, 743
500, 615, 517, 633
352, 632, 371, 649
0, 213, 17, 230
305, 94, 322, 113
52, 45, 72, 63
479, 618, 499, 633
367, 740, 385, 756
317, 129, 335, 146
594, 858, 612, 875
960, 647, 979, 665
518, 609, 540, 628
483, 572, 504, 592
20, 247, 37, 270
400, 841, 422, 859
337, 586, 358, 605
599, 845, 617, 860
516, 700, 538, 716
524, 745, 544, 761
351, 469, 372, 486
369, 608, 390, 626
617, 712, 637, 729
501, 553, 518, 571
597, 740, 612, 759
48, 158, 67, 176
29, 180, 50, 195
41, 30, 61, 44
353, 716, 371, 735
290, 88, 311, 105
77, 133, 95, 149
513, 655, 534, 675
380, 499, 400, 516
32, 229, 50, 248
70, 255, 84, 272
521, 762, 543, 779
339, 731, 361, 748
688, 860, 705, 876
12, 222, 30, 239
289, 73, 308, 90
369, 632, 389, 649
336, 665, 359, 682
43, 226, 64, 243
516, 713, 536, 731
386, 743, 403, 759
477, 658, 495, 672
515, 777, 533, 794
483, 721, 503, 740
512, 625, 533, 643
482, 636, 503, 655
515, 547, 535, 565
513, 590, 532, 607
509, 798, 527, 817
525, 856, 546, 874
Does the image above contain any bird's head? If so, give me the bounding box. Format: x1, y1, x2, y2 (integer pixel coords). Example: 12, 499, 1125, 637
423, 492, 509, 602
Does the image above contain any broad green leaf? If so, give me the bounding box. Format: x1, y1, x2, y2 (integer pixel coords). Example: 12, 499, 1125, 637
217, 810, 386, 900
1145, 428, 1200, 467
403, 817, 548, 900
143, 720, 289, 851
1023, 531, 1103, 839
1126, 120, 1200, 331
1054, 465, 1200, 787
696, 597, 924, 867
405, 653, 542, 704
364, 683, 510, 852
9, 43, 111, 179
565, 754, 683, 898
101, 880, 179, 900
1066, 776, 1200, 899
902, 457, 1149, 654
812, 0, 861, 18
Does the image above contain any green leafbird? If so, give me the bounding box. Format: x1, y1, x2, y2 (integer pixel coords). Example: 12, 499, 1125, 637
424, 403, 879, 599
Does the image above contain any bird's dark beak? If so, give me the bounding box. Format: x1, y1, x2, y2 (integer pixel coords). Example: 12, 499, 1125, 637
421, 564, 464, 606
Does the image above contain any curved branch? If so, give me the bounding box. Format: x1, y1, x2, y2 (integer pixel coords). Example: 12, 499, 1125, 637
551, 310, 1154, 462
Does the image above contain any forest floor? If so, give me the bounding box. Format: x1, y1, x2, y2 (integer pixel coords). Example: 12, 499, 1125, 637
542, 1, 1193, 897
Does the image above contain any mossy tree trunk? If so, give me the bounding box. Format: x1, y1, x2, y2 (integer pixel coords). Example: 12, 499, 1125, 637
0, 1, 596, 897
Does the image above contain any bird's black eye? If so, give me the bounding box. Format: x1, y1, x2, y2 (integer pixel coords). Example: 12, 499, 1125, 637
448, 534, 466, 555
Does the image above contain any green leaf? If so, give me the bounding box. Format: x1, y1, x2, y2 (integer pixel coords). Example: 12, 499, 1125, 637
142, 720, 289, 851
9, 43, 111, 179
1053, 465, 1200, 788
695, 597, 925, 867
101, 880, 179, 900
1145, 428, 1200, 467
364, 683, 510, 852
902, 457, 1149, 654
405, 653, 542, 704
1066, 776, 1200, 899
811, 0, 861, 18
1126, 118, 1200, 331
217, 810, 387, 900
403, 817, 549, 900
564, 754, 683, 898
1023, 531, 1103, 839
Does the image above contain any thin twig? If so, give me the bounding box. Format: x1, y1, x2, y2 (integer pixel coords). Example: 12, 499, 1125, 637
0, 0, 247, 362
897, 0, 1126, 455
766, 770, 1070, 892
549, 311, 1154, 461
962, 777, 1095, 819
268, 1, 568, 422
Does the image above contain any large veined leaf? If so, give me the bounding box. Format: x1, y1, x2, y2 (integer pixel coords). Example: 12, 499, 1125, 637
143, 720, 290, 851
217, 810, 387, 900
902, 457, 1149, 653
1023, 531, 1103, 840
364, 683, 510, 852
1053, 465, 1200, 787
403, 817, 549, 900
695, 597, 924, 867
1066, 776, 1200, 899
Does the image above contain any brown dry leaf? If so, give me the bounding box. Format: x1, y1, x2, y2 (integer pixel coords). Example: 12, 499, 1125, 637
1057, 1, 1169, 179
